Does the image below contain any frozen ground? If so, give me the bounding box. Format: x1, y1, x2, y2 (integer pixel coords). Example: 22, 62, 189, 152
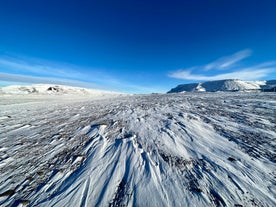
0, 92, 275, 207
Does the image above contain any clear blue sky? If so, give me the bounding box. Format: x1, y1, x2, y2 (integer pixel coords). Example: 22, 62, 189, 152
0, 0, 275, 93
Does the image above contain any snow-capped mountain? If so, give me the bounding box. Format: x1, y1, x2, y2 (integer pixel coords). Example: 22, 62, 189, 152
0, 84, 120, 96
168, 79, 276, 93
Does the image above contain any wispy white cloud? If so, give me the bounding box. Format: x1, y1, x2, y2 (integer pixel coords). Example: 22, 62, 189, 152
169, 68, 272, 81
0, 72, 162, 94
0, 72, 100, 89
0, 55, 123, 90
0, 55, 161, 93
169, 49, 275, 81
0, 56, 85, 79
204, 49, 252, 71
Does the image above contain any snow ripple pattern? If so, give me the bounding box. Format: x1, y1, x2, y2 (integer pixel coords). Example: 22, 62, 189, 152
0, 93, 275, 207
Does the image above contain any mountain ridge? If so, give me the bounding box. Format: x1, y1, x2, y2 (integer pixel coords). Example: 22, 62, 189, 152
168, 79, 276, 93
0, 84, 120, 96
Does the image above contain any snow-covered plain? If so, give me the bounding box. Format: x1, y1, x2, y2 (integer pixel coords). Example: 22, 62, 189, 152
0, 92, 275, 207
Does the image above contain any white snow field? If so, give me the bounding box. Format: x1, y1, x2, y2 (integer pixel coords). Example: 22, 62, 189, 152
0, 91, 275, 207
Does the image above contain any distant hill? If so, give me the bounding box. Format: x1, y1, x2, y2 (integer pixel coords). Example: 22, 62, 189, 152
0, 84, 120, 96
168, 79, 276, 93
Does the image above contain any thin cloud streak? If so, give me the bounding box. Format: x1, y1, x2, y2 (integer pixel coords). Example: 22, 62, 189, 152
0, 72, 101, 89
0, 55, 164, 93
169, 68, 272, 81
0, 55, 122, 86
0, 72, 161, 94
0, 57, 84, 79
204, 49, 252, 71
169, 49, 275, 81
0, 55, 134, 91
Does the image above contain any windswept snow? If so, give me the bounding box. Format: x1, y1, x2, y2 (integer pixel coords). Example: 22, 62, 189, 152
168, 79, 276, 93
0, 92, 275, 207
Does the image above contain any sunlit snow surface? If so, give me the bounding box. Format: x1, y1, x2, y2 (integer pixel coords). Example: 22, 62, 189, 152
0, 93, 275, 207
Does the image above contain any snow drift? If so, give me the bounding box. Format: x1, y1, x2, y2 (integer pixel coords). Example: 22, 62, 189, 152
0, 92, 275, 207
